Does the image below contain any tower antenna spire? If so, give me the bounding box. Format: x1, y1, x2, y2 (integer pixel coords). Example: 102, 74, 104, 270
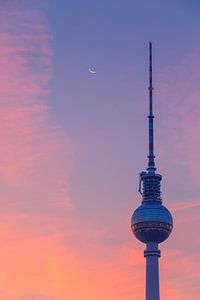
148, 41, 156, 172
131, 43, 173, 300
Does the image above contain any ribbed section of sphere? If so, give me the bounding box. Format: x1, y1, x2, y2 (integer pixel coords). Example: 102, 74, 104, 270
140, 172, 162, 203
131, 203, 173, 244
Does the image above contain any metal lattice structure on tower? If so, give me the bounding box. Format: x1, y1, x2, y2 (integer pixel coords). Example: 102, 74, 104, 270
131, 43, 173, 300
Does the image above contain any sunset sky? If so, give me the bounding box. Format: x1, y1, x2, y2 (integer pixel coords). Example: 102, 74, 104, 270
0, 0, 200, 299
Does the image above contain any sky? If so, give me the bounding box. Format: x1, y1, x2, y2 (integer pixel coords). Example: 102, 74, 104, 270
0, 0, 200, 299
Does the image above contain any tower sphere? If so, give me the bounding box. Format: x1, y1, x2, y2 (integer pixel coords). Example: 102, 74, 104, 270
131, 203, 173, 244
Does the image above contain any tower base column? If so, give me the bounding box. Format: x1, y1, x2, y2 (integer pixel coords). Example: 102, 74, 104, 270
144, 242, 161, 300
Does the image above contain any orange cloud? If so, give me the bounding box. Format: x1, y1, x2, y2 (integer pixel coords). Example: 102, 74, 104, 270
0, 216, 146, 300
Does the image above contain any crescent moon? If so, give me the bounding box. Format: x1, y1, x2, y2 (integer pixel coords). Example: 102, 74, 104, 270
89, 67, 96, 74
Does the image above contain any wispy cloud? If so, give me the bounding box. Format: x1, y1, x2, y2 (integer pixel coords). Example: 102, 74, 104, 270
0, 3, 73, 298
0, 4, 72, 217
157, 52, 200, 189
170, 199, 200, 212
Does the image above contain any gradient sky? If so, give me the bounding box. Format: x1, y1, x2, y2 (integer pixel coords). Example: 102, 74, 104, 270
0, 0, 200, 299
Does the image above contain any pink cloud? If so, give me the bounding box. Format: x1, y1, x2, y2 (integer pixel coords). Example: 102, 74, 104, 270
156, 52, 200, 186
161, 247, 200, 300
154, 57, 200, 300
170, 199, 200, 212
0, 4, 72, 217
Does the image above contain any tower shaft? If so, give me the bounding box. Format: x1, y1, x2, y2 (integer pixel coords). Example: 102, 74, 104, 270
144, 242, 160, 300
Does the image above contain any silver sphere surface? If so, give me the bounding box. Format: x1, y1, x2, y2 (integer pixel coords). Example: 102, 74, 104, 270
131, 203, 173, 244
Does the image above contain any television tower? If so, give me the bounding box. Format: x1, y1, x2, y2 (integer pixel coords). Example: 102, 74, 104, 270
131, 43, 173, 300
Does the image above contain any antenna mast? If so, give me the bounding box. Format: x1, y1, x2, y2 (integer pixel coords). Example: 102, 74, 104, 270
148, 42, 156, 172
